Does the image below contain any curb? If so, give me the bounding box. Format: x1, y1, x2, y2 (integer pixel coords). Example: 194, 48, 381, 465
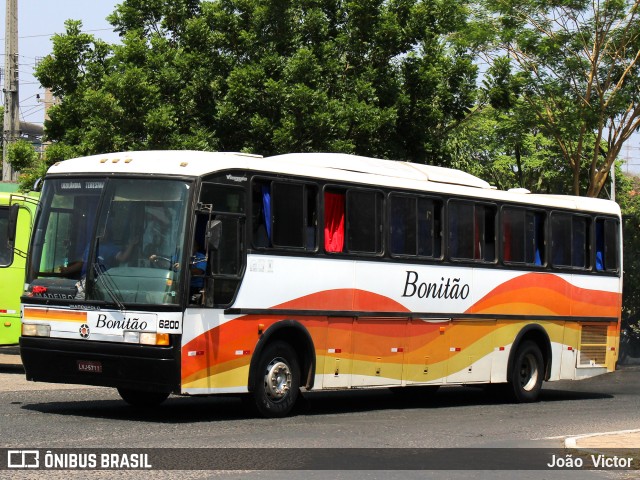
566, 429, 640, 449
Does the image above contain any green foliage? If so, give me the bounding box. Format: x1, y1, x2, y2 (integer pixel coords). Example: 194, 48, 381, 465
7, 140, 38, 172
35, 0, 478, 163
474, 0, 640, 197
616, 170, 640, 324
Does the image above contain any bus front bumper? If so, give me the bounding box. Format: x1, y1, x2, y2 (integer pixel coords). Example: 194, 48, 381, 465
19, 336, 180, 393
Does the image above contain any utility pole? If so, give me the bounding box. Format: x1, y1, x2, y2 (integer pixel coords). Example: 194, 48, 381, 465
2, 0, 19, 182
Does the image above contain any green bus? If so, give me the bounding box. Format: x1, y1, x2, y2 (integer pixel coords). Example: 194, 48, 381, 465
0, 185, 38, 345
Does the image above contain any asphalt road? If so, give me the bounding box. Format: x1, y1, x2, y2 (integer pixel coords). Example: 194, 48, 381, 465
0, 364, 639, 479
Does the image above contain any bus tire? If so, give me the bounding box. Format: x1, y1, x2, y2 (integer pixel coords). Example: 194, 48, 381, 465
252, 341, 300, 418
117, 388, 169, 407
508, 341, 544, 403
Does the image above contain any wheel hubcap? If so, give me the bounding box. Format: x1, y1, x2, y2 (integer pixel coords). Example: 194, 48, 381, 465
519, 353, 539, 392
264, 358, 291, 401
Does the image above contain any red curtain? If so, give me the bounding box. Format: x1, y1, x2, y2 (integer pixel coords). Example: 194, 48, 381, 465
324, 192, 345, 252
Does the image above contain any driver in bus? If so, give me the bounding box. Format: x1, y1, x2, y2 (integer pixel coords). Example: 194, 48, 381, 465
148, 238, 206, 302
59, 234, 139, 278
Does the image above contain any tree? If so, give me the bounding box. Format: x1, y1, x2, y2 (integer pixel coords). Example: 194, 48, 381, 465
6, 139, 38, 172
475, 0, 640, 197
35, 0, 478, 163
448, 56, 573, 192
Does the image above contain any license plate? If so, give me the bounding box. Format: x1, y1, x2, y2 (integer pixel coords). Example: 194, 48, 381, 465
77, 360, 102, 373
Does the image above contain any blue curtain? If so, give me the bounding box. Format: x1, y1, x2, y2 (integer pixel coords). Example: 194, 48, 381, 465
262, 185, 271, 240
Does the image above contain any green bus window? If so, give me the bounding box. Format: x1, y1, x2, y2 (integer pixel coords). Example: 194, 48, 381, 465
0, 207, 12, 266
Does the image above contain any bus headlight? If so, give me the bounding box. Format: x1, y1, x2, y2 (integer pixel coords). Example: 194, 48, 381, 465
22, 323, 51, 337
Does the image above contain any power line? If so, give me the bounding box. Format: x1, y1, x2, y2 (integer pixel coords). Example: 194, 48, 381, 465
0, 28, 115, 42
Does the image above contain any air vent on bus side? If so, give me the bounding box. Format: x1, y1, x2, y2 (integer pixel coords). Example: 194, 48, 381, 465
578, 325, 608, 367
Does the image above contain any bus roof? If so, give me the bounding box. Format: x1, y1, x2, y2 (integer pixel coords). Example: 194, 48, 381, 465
46, 151, 620, 216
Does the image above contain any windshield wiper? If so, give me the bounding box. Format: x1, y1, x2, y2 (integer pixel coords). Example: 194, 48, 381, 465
92, 263, 125, 311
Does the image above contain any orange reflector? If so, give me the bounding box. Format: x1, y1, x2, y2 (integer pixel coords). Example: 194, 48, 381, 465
156, 333, 170, 346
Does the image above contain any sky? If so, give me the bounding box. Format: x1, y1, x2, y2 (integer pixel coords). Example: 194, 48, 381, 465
0, 0, 120, 126
1, 0, 639, 174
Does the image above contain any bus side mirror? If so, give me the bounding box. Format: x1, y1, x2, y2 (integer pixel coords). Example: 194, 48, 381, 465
6, 204, 19, 247
206, 220, 222, 251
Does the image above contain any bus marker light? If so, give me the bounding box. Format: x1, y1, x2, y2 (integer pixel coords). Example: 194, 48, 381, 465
450, 347, 461, 352
140, 333, 170, 345
328, 348, 342, 354
258, 323, 264, 334
391, 347, 404, 353
567, 346, 574, 351
4, 322, 10, 327
188, 351, 205, 357
235, 350, 250, 356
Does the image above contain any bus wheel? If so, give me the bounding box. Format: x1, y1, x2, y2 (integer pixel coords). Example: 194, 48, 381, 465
117, 388, 169, 407
252, 341, 300, 418
508, 341, 544, 403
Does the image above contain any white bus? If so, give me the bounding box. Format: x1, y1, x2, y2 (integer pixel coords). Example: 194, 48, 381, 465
17, 151, 621, 417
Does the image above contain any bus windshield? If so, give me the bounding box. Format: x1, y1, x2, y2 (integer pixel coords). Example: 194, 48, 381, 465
27, 177, 191, 307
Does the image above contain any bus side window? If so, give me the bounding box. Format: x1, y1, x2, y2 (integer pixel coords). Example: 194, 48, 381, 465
389, 194, 416, 255
390, 195, 441, 259
551, 213, 589, 269
449, 201, 473, 259
502, 208, 524, 263
596, 218, 619, 272
532, 212, 545, 266
272, 182, 317, 250
251, 181, 271, 248
252, 180, 317, 251
450, 201, 495, 262
551, 213, 571, 267
503, 208, 545, 267
572, 216, 588, 268
346, 189, 383, 254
